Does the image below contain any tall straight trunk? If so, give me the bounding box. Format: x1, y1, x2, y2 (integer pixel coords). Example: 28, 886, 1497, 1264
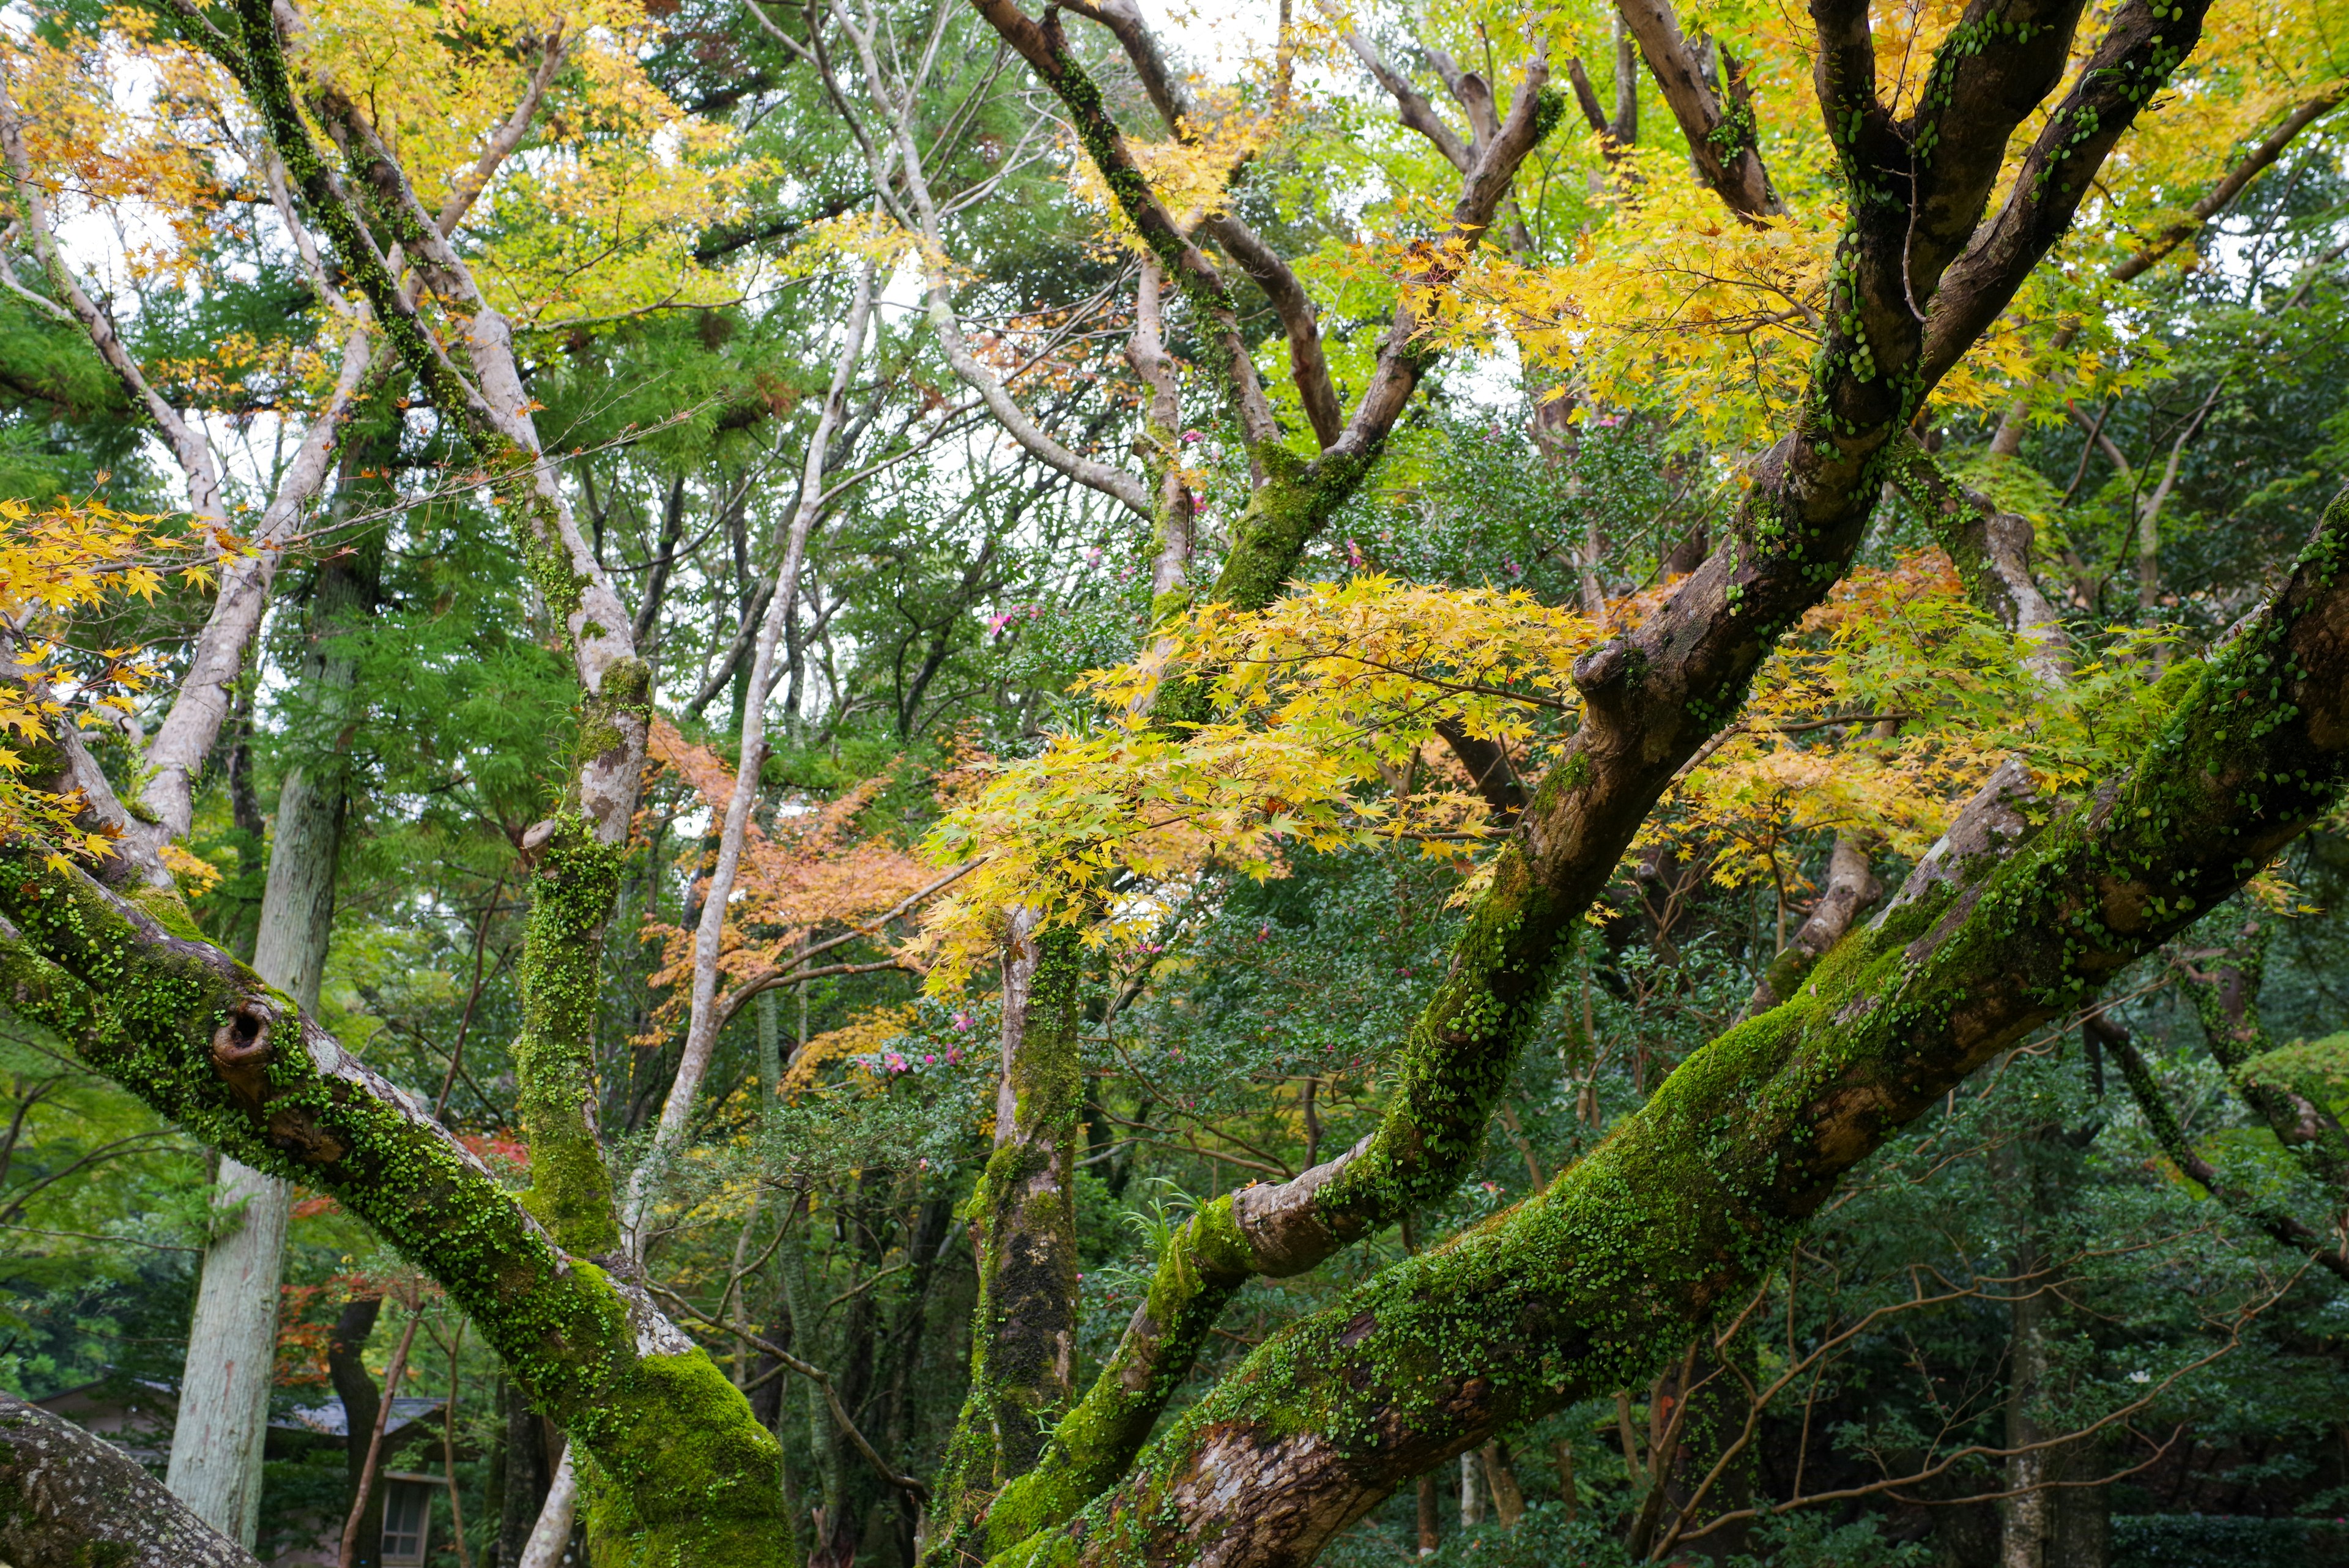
166, 1156, 294, 1546
496, 1377, 553, 1568
932, 910, 1085, 1542
165, 462, 384, 1545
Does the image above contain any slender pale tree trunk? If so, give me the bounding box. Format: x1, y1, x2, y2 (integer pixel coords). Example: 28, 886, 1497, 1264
166, 1157, 294, 1547
620, 255, 875, 1245
166, 474, 384, 1545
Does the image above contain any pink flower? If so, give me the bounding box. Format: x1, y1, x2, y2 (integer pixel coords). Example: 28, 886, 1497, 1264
924, 1053, 936, 1065
884, 1052, 908, 1073
953, 1011, 974, 1031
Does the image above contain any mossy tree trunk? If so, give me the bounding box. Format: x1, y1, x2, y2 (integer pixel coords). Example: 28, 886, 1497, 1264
932, 913, 1087, 1550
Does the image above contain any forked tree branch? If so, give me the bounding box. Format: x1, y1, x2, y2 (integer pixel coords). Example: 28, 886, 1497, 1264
1612, 0, 1780, 221
966, 0, 2209, 1550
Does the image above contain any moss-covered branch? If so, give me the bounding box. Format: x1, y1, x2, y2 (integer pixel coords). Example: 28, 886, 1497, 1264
2099, 1017, 2349, 1284
980, 0, 2212, 1537
992, 480, 2349, 1567
231, 0, 651, 1258
0, 858, 791, 1566
2176, 915, 2349, 1194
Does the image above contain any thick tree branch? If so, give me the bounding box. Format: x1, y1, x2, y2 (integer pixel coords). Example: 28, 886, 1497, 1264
1923, 0, 2218, 389
1885, 434, 2073, 687
236, 0, 652, 1307
1613, 0, 1780, 221
1006, 476, 2349, 1566
1312, 1, 1472, 170
1746, 831, 1880, 1014
1203, 211, 1346, 449
2176, 918, 2349, 1194
965, 0, 1283, 450
1898, 0, 2095, 294
0, 1389, 261, 1567
978, 4, 2206, 1539
2100, 1017, 2349, 1283
0, 862, 791, 1565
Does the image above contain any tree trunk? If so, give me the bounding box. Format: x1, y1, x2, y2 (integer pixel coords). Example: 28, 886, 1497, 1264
1480, 1441, 1524, 1526
163, 1154, 292, 1547
496, 1377, 553, 1568
1999, 1130, 2109, 1568
165, 456, 382, 1545
328, 1295, 387, 1568
932, 913, 1085, 1548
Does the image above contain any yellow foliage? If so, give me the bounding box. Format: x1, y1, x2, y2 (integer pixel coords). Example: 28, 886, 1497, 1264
922, 552, 2186, 994
780, 1004, 922, 1098
1387, 0, 2345, 440
0, 496, 185, 854
7, 4, 754, 343
158, 842, 225, 894
1644, 552, 2186, 899
921, 578, 1604, 988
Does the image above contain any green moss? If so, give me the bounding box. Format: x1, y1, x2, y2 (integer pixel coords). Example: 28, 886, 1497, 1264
930, 924, 1088, 1556
578, 1352, 791, 1567
0, 853, 795, 1558
511, 818, 629, 1255
122, 884, 207, 944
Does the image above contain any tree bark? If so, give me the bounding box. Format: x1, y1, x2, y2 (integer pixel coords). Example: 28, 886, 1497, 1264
933, 911, 1085, 1546
497, 1376, 555, 1567
979, 0, 2194, 1522
328, 1295, 388, 1568
0, 1388, 262, 1568
164, 1153, 294, 1547
167, 457, 384, 1545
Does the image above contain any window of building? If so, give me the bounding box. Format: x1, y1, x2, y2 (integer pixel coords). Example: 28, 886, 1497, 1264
380, 1478, 434, 1567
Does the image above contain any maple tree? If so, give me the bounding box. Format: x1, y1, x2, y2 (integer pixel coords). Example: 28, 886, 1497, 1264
5, 0, 2349, 1566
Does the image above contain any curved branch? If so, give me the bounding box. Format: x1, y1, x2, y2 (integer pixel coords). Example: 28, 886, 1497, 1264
2101, 1017, 2349, 1284
2112, 88, 2348, 283
1923, 0, 2218, 390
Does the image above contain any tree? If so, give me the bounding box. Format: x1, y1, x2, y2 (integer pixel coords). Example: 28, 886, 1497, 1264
6, 0, 2349, 1564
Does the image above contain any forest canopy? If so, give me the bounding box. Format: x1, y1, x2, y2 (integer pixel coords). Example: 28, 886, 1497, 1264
3, 0, 2349, 1566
